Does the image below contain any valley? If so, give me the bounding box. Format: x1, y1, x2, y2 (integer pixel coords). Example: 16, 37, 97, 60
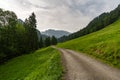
1, 1, 120, 80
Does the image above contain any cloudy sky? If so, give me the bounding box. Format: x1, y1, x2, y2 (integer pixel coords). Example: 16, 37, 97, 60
0, 0, 120, 32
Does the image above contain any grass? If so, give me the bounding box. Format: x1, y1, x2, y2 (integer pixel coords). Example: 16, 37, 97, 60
0, 47, 63, 80
58, 19, 120, 68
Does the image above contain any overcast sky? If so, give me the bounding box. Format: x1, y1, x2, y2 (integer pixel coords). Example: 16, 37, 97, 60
0, 0, 120, 32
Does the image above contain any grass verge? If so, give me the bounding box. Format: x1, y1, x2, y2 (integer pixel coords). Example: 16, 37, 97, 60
58, 19, 120, 69
0, 47, 63, 80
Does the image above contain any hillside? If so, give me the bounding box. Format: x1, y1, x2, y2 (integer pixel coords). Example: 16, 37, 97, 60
42, 29, 71, 38
0, 47, 62, 80
58, 18, 120, 68
58, 4, 120, 42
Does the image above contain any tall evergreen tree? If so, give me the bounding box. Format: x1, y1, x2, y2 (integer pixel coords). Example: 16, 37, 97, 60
51, 36, 57, 45
39, 37, 43, 48
28, 13, 37, 28
24, 12, 39, 51
0, 9, 41, 63
45, 37, 51, 47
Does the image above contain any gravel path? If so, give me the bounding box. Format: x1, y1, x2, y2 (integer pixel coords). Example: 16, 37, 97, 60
57, 48, 120, 80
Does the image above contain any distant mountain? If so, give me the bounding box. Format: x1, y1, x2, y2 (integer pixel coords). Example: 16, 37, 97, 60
41, 29, 71, 38
41, 34, 49, 40
36, 29, 49, 41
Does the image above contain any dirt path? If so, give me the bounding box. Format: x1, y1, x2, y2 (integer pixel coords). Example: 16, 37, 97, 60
57, 48, 120, 80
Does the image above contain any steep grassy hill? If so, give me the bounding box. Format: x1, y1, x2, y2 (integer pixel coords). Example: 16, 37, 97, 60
58, 19, 120, 68
58, 4, 120, 42
0, 47, 63, 80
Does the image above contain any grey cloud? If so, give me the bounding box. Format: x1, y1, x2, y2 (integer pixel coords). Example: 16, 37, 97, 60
1, 0, 120, 32
62, 0, 105, 17
35, 0, 120, 32
13, 0, 52, 10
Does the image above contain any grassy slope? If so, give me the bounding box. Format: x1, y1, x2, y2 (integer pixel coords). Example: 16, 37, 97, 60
58, 19, 120, 68
0, 47, 63, 80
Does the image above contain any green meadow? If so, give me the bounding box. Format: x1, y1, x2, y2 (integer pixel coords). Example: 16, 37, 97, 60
0, 47, 63, 80
58, 19, 120, 68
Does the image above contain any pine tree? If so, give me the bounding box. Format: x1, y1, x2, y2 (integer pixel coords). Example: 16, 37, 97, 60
51, 36, 57, 45
24, 12, 39, 51
39, 37, 43, 48
45, 37, 51, 47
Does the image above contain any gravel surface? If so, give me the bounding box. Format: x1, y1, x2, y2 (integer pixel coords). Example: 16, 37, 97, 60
58, 48, 120, 80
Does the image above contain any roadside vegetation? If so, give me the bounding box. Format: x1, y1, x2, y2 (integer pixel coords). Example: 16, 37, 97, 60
0, 47, 63, 80
58, 19, 120, 68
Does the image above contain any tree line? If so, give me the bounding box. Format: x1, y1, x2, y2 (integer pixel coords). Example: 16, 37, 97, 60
0, 9, 57, 63
58, 4, 120, 42
39, 36, 57, 48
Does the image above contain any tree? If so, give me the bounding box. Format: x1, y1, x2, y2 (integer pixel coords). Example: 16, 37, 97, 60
24, 12, 39, 51
39, 37, 43, 48
28, 12, 37, 28
51, 36, 57, 45
0, 9, 41, 63
45, 37, 51, 47
0, 9, 18, 62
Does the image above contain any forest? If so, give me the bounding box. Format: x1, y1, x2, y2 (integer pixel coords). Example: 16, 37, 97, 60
0, 9, 57, 63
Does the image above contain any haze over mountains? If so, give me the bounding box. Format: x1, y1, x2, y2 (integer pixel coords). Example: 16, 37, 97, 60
41, 29, 71, 38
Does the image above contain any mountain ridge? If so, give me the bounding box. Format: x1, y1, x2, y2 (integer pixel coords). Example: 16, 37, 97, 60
41, 29, 71, 38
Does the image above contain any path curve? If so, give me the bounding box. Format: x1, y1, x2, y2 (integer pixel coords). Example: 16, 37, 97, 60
57, 48, 120, 80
